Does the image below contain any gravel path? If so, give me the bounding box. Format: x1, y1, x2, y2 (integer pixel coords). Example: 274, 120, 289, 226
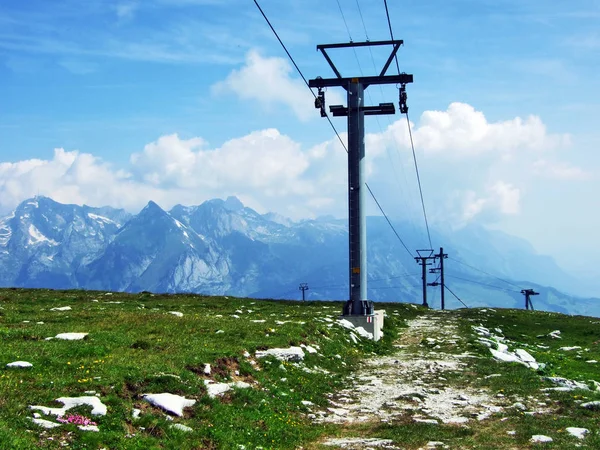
314, 313, 505, 449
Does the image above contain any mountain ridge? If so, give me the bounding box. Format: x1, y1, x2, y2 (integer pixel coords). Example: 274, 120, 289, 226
0, 195, 598, 317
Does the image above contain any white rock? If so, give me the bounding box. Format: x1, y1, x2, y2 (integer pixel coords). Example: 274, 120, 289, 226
530, 435, 552, 443
203, 364, 211, 375
255, 346, 305, 362
132, 408, 141, 419
586, 360, 597, 363
507, 430, 516, 435
142, 393, 196, 416
54, 332, 88, 340
327, 407, 349, 416
7, 361, 33, 368
477, 338, 494, 348
323, 438, 394, 447
472, 326, 491, 336
78, 425, 99, 432
413, 418, 438, 424
544, 377, 589, 391
215, 330, 224, 334
566, 427, 588, 439
204, 381, 231, 398
427, 442, 445, 448
581, 401, 600, 410
29, 417, 61, 429
496, 342, 509, 353
171, 423, 193, 432
50, 306, 72, 311
355, 327, 373, 339
30, 396, 107, 416
515, 349, 536, 363
490, 348, 520, 363
169, 311, 183, 317
304, 345, 318, 354
338, 319, 356, 330
559, 346, 581, 351
301, 400, 314, 406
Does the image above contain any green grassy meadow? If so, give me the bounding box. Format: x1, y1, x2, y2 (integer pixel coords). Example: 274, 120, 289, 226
1, 289, 599, 449
0, 289, 415, 449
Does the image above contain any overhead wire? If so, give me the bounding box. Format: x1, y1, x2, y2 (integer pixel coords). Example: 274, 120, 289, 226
334, 0, 420, 257
444, 274, 517, 293
443, 284, 470, 309
382, 0, 433, 249
448, 257, 524, 290
253, 0, 347, 155
356, 0, 426, 249
253, 0, 415, 258
355, 0, 369, 40
366, 184, 413, 257
382, 0, 400, 73
368, 273, 420, 283
335, 0, 354, 41
405, 111, 432, 248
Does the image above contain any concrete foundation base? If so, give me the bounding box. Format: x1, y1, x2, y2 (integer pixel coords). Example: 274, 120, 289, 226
340, 310, 385, 341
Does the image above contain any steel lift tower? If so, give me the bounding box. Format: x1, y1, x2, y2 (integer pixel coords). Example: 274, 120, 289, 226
309, 41, 413, 335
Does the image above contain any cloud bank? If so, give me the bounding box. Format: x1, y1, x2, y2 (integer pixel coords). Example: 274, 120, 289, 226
0, 103, 581, 227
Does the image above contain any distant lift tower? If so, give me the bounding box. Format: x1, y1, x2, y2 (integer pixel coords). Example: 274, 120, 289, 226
309, 41, 413, 318
299, 283, 309, 301
521, 289, 539, 310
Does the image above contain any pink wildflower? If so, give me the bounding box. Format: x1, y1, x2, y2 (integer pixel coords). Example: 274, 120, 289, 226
56, 414, 97, 426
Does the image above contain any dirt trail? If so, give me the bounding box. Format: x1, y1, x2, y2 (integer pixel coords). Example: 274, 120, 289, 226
313, 312, 505, 449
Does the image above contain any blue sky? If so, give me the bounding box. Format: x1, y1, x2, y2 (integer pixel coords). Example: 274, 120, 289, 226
1, 0, 599, 276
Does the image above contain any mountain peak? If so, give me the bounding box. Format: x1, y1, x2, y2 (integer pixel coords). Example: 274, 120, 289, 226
224, 196, 244, 212
140, 201, 167, 216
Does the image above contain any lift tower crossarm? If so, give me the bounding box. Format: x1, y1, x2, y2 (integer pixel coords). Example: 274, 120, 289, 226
309, 40, 413, 317
316, 40, 404, 79
309, 74, 413, 90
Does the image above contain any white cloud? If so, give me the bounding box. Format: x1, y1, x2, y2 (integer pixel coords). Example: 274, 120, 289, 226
129, 130, 313, 194
0, 149, 156, 212
447, 182, 520, 227
0, 103, 576, 227
409, 102, 569, 157
0, 130, 348, 220
533, 159, 591, 180
490, 181, 520, 215
212, 50, 343, 121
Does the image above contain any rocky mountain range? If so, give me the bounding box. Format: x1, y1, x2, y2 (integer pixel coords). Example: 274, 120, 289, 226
1, 196, 599, 317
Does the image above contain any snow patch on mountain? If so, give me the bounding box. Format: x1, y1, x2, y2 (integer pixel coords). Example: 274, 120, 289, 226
87, 213, 115, 225
27, 224, 58, 246
0, 220, 11, 246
